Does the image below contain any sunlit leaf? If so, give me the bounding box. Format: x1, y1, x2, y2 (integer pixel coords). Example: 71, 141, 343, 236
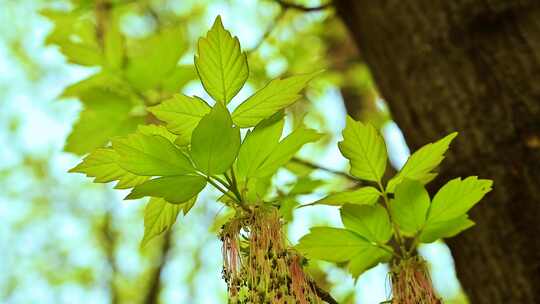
113, 132, 194, 176
243, 176, 272, 203
313, 186, 380, 206
65, 90, 143, 155
255, 125, 322, 177
389, 179, 430, 236
147, 94, 211, 146
288, 177, 323, 195
296, 227, 371, 263
386, 132, 458, 192
125, 26, 187, 91
141, 196, 197, 247
236, 112, 284, 179
348, 245, 392, 278
427, 176, 492, 223
338, 117, 387, 182
159, 65, 197, 94
59, 42, 102, 66
232, 72, 320, 127
195, 16, 248, 104
340, 204, 392, 244
420, 215, 475, 243
42, 8, 102, 66
61, 72, 134, 100
137, 124, 177, 142
126, 175, 206, 204
69, 148, 148, 189
141, 198, 181, 247
190, 102, 240, 175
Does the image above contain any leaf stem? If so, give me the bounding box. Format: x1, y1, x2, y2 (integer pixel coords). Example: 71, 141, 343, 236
375, 242, 401, 259
207, 177, 238, 202
377, 180, 406, 258
291, 157, 357, 182
207, 175, 250, 213
230, 167, 239, 194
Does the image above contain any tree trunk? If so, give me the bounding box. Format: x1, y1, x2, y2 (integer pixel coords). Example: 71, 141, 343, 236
334, 1, 540, 303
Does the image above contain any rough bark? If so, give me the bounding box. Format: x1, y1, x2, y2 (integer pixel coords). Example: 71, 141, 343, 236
334, 1, 540, 303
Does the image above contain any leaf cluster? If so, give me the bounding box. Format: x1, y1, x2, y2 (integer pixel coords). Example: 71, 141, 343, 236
70, 16, 322, 246
297, 118, 493, 278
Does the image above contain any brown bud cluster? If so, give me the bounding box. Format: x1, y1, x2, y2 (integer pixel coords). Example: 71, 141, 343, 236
391, 256, 441, 304
220, 207, 321, 304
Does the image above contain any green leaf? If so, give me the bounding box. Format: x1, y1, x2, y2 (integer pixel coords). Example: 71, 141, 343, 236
284, 160, 315, 177
113, 133, 194, 176
141, 198, 181, 247
147, 94, 211, 146
420, 215, 475, 243
69, 148, 148, 189
338, 117, 387, 182
59, 42, 103, 66
137, 124, 177, 142
195, 16, 248, 104
232, 72, 320, 127
387, 132, 458, 192
159, 65, 197, 94
427, 176, 492, 223
125, 26, 187, 91
243, 176, 272, 203
348, 245, 392, 278
65, 91, 143, 155
181, 196, 197, 215
389, 179, 430, 236
255, 125, 322, 177
126, 175, 206, 204
236, 112, 284, 179
141, 197, 196, 247
190, 102, 241, 175
340, 204, 392, 244
296, 227, 372, 263
313, 186, 380, 206
61, 72, 134, 100
288, 177, 324, 195
42, 9, 102, 66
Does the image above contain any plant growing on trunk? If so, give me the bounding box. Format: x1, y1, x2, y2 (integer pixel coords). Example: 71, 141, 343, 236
297, 119, 493, 303
69, 15, 493, 303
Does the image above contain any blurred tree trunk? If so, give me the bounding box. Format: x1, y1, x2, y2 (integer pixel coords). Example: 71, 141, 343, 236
144, 232, 172, 304
334, 1, 540, 303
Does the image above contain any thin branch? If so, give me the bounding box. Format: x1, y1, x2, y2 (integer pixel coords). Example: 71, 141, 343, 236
274, 0, 332, 12
248, 9, 286, 53
250, 0, 332, 53
291, 157, 356, 181
310, 280, 339, 304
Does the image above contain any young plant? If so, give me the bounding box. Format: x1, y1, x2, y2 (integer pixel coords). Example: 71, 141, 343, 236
64, 8, 493, 303
70, 16, 331, 303
297, 118, 493, 303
